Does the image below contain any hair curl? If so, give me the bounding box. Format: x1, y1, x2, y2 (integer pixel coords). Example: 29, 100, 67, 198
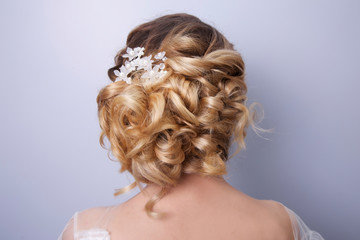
96, 13, 262, 218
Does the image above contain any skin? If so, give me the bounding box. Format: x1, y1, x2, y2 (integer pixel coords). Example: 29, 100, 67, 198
66, 173, 294, 240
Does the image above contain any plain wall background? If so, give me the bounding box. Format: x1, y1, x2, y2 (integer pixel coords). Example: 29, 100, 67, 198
1, 0, 359, 239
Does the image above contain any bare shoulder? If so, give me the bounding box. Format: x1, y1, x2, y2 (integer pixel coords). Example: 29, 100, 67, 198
257, 200, 294, 240
216, 190, 294, 239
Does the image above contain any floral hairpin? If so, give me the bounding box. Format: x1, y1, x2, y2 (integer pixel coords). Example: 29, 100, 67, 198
114, 47, 167, 84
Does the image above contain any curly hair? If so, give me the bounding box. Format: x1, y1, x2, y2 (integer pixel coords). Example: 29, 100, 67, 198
96, 13, 261, 218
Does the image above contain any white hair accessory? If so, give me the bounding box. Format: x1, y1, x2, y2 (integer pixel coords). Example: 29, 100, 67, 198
114, 47, 167, 84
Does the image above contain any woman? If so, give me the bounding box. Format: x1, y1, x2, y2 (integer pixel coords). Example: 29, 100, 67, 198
58, 13, 324, 240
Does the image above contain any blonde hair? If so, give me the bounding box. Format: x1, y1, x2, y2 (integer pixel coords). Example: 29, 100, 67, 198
96, 13, 263, 218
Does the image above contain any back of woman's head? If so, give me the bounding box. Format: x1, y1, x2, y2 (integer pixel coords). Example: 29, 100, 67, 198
97, 13, 256, 217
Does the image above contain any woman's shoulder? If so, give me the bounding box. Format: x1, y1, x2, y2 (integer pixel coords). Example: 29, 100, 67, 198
257, 199, 293, 225
257, 200, 324, 240
77, 204, 120, 229
240, 198, 295, 240
58, 205, 119, 240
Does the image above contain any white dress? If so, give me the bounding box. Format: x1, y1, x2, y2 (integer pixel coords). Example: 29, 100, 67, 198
58, 202, 324, 240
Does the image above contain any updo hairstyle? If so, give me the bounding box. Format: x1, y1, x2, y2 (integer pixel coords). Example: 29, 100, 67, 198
96, 13, 260, 217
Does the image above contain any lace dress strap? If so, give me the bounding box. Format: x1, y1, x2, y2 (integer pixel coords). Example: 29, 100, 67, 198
276, 202, 324, 240
57, 212, 76, 240
73, 206, 118, 240
74, 212, 78, 236
96, 206, 114, 229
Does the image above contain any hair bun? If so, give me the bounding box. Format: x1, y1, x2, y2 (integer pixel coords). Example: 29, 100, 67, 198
97, 13, 262, 218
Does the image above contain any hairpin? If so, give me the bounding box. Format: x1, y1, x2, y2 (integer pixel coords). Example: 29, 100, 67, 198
114, 47, 167, 84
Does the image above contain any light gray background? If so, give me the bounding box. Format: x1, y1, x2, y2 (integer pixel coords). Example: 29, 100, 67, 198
1, 0, 359, 239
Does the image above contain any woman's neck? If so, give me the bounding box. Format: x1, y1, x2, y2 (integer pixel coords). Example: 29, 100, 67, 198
142, 173, 232, 198
122, 173, 245, 219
